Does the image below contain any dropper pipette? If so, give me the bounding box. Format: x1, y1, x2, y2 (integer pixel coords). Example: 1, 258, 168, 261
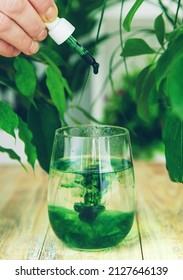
45, 17, 99, 74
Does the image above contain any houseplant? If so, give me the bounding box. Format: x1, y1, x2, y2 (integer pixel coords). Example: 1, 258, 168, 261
0, 0, 110, 172
118, 0, 183, 183
1, 0, 183, 184
102, 70, 164, 159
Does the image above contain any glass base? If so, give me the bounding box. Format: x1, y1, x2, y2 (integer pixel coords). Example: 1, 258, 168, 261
48, 205, 134, 251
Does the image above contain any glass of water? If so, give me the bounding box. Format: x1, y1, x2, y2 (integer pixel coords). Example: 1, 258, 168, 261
48, 125, 135, 251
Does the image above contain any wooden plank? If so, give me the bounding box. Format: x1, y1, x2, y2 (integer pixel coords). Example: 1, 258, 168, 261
40, 215, 142, 260
0, 165, 49, 260
135, 161, 183, 259
4, 161, 182, 260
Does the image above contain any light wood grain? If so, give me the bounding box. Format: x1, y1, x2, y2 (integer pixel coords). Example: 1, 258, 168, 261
135, 161, 183, 259
0, 161, 183, 260
0, 166, 48, 260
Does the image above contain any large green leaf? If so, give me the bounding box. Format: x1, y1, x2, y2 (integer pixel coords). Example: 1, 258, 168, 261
13, 57, 37, 101
35, 51, 73, 101
0, 146, 25, 168
123, 0, 145, 32
154, 13, 165, 46
18, 117, 37, 169
155, 34, 183, 89
163, 111, 183, 183
136, 65, 158, 121
0, 101, 18, 138
46, 65, 67, 118
121, 38, 155, 57
28, 99, 61, 173
166, 57, 183, 121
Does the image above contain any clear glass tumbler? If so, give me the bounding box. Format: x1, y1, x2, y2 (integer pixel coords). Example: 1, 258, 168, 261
48, 125, 135, 251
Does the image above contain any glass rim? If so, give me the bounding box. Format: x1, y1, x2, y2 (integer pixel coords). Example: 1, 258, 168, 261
55, 124, 129, 138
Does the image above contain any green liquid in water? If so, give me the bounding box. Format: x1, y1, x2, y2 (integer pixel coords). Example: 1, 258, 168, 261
48, 158, 135, 250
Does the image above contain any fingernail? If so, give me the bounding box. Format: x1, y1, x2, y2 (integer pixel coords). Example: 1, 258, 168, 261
36, 28, 48, 41
43, 4, 58, 22
13, 49, 21, 56
29, 41, 39, 54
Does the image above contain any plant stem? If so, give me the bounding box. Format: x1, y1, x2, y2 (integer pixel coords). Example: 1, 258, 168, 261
95, 0, 107, 47
119, 0, 129, 82
90, 58, 122, 111
65, 112, 82, 125
158, 0, 175, 26
174, 0, 181, 29
77, 0, 107, 107
109, 46, 119, 95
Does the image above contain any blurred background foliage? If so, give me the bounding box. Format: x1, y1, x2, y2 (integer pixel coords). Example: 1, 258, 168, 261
102, 70, 164, 159
1, 0, 183, 182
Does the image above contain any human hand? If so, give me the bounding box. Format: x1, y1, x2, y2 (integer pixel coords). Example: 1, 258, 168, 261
0, 0, 58, 57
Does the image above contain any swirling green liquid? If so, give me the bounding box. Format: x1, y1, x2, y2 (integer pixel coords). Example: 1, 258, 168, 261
48, 158, 134, 250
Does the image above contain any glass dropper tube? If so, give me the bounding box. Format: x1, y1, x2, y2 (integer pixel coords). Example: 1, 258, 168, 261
66, 36, 99, 74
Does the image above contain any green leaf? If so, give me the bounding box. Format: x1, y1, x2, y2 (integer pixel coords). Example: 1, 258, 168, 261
121, 38, 155, 57
0, 146, 25, 168
38, 47, 66, 67
165, 26, 183, 42
162, 111, 183, 183
61, 76, 73, 100
155, 34, 183, 89
18, 117, 37, 169
46, 65, 67, 118
136, 65, 156, 121
27, 98, 61, 173
154, 13, 165, 46
0, 101, 18, 138
123, 0, 145, 32
166, 57, 183, 120
35, 51, 73, 101
13, 57, 37, 101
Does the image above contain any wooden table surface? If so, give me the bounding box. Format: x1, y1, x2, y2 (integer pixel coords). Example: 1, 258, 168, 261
0, 161, 183, 260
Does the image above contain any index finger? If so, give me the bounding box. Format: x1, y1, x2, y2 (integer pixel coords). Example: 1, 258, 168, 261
29, 0, 58, 22
0, 0, 47, 40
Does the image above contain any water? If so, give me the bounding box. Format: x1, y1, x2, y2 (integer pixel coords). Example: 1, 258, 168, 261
48, 158, 135, 250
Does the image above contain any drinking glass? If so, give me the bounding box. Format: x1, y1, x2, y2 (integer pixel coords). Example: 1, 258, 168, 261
47, 125, 135, 251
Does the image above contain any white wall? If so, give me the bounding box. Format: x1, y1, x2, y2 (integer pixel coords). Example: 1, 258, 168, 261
0, 129, 26, 164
